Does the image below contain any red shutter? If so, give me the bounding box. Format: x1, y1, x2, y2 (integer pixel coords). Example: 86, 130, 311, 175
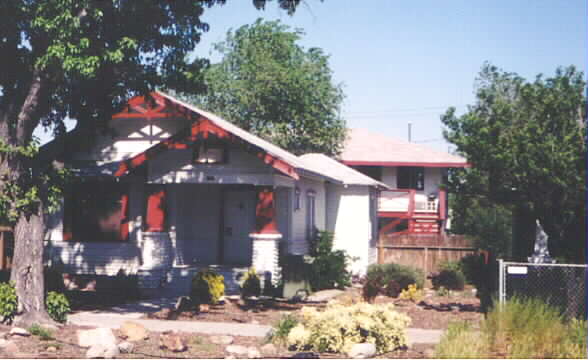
254, 187, 279, 234
145, 186, 166, 232
62, 190, 73, 241
119, 192, 130, 241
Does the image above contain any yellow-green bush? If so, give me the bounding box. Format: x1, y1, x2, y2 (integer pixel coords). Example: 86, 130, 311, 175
287, 302, 411, 354
399, 284, 423, 302
435, 297, 588, 359
190, 269, 225, 305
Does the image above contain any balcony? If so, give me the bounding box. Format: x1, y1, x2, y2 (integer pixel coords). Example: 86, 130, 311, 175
378, 189, 446, 219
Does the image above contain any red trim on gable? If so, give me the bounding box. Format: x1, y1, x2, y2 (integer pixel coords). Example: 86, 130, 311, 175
342, 161, 470, 168
114, 110, 300, 180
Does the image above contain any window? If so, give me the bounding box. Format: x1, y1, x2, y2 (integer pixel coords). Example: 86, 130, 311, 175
397, 166, 424, 190
294, 187, 301, 211
194, 142, 227, 164
63, 182, 129, 242
306, 190, 316, 241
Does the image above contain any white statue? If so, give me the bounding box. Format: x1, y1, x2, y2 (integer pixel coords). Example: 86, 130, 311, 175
528, 220, 556, 263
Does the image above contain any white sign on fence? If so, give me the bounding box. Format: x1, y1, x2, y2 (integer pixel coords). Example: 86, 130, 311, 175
507, 266, 528, 275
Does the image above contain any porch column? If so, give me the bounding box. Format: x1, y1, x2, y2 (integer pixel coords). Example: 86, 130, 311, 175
250, 187, 282, 285
139, 185, 173, 293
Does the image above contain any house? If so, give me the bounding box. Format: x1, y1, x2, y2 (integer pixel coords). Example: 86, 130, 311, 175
339, 128, 469, 237
42, 92, 386, 295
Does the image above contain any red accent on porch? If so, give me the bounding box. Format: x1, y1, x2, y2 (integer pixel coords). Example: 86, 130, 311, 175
119, 193, 130, 240
378, 188, 447, 235
113, 94, 299, 180
342, 160, 471, 168
254, 188, 280, 235
145, 186, 166, 232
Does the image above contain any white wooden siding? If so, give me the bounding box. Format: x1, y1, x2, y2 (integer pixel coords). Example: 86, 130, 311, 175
326, 184, 372, 275
290, 177, 326, 255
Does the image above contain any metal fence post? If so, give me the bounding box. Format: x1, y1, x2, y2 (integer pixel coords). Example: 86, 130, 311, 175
498, 258, 504, 304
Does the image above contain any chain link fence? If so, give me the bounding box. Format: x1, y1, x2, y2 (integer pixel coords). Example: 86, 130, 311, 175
498, 260, 587, 319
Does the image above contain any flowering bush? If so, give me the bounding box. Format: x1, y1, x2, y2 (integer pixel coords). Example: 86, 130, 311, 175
287, 302, 411, 354
399, 284, 423, 302
190, 269, 225, 305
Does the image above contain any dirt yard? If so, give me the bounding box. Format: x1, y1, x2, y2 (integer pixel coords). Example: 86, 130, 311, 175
1, 286, 482, 358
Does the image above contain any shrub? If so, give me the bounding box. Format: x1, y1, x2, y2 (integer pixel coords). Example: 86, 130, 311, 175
432, 269, 465, 291
240, 268, 261, 299
435, 297, 588, 359
287, 302, 410, 354
0, 282, 17, 324
45, 291, 70, 323
366, 263, 424, 292
361, 275, 381, 303
307, 231, 351, 291
436, 286, 450, 297
399, 284, 423, 303
28, 324, 55, 341
267, 314, 299, 346
190, 269, 225, 305
458, 254, 485, 285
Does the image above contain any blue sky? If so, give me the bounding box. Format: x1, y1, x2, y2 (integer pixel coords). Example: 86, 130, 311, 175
35, 0, 587, 152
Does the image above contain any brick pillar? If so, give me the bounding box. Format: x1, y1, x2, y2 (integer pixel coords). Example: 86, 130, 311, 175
250, 187, 282, 284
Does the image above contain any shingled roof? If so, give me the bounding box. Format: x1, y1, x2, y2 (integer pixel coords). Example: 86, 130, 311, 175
340, 128, 468, 167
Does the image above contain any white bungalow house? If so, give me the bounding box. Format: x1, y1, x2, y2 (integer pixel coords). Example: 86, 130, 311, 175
42, 92, 386, 295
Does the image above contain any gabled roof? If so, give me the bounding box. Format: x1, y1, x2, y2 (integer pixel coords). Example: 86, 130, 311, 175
299, 153, 388, 189
340, 128, 469, 168
114, 91, 306, 180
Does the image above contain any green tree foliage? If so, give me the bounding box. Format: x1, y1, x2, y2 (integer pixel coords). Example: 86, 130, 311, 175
448, 194, 512, 258
190, 19, 346, 155
442, 64, 586, 262
0, 0, 308, 325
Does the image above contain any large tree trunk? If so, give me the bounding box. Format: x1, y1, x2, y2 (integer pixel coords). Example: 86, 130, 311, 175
10, 203, 56, 327
2, 70, 55, 327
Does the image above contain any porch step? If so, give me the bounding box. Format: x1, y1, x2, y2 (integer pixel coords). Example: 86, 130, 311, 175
411, 220, 440, 234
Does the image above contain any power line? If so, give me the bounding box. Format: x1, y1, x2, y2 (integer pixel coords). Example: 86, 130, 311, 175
343, 104, 468, 117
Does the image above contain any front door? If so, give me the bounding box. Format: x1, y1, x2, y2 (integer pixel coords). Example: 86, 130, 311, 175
222, 189, 256, 265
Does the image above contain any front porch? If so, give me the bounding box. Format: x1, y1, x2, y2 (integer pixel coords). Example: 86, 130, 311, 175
377, 188, 447, 235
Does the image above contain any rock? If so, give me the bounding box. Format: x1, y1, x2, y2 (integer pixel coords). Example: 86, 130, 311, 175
210, 335, 234, 345
77, 328, 117, 348
9, 327, 30, 337
198, 303, 210, 313
306, 289, 343, 303
150, 308, 176, 320
424, 348, 435, 358
175, 296, 193, 312
1, 341, 18, 355
159, 331, 187, 352
46, 346, 58, 353
225, 344, 249, 356
118, 341, 135, 354
292, 351, 320, 358
251, 320, 260, 325
86, 344, 120, 359
120, 321, 149, 341
260, 343, 278, 357
247, 347, 261, 358
348, 343, 377, 359
0, 339, 7, 347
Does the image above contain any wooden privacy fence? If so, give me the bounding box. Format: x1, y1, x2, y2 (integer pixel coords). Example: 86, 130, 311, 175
377, 233, 476, 275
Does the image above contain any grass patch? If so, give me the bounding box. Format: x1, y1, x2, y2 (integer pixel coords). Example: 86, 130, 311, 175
28, 324, 54, 341
435, 297, 588, 359
266, 314, 298, 346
